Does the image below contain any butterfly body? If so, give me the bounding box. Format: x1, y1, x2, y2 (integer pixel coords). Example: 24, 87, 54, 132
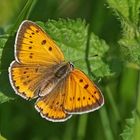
54, 61, 73, 78
39, 61, 73, 96
9, 20, 104, 122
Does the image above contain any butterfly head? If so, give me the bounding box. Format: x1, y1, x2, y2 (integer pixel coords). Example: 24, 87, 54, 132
69, 61, 74, 70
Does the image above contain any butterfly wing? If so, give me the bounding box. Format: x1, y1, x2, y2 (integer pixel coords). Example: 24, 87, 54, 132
64, 69, 104, 114
15, 20, 64, 64
9, 20, 65, 99
35, 80, 72, 122
9, 61, 57, 99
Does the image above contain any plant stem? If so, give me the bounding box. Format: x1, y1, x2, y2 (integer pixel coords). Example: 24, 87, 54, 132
11, 0, 37, 35
76, 115, 88, 140
99, 107, 114, 140
105, 86, 121, 121
134, 71, 140, 140
62, 120, 75, 140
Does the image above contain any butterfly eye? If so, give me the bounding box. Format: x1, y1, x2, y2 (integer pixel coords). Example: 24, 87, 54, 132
69, 62, 74, 69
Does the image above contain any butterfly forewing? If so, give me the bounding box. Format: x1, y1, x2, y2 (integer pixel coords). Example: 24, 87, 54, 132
15, 20, 64, 65
64, 69, 104, 114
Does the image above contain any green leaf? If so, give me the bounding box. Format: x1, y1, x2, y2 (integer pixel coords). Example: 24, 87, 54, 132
120, 112, 136, 140
0, 92, 12, 104
11, 0, 37, 34
0, 36, 13, 103
0, 37, 7, 70
38, 18, 111, 78
107, 0, 140, 25
134, 72, 140, 140
120, 117, 134, 140
0, 35, 15, 103
43, 19, 88, 62
0, 134, 7, 140
89, 33, 112, 78
107, 0, 140, 69
134, 111, 140, 140
0, 0, 37, 105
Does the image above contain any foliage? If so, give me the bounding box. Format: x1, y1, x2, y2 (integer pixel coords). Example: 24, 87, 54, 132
120, 112, 135, 140
0, 0, 140, 140
0, 134, 7, 140
107, 0, 140, 69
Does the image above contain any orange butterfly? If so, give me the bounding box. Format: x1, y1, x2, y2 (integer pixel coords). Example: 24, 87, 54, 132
9, 20, 104, 122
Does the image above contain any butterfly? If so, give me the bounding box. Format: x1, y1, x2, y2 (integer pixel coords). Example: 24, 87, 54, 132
8, 20, 104, 122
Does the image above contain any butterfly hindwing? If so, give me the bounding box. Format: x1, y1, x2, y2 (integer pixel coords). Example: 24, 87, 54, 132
64, 69, 104, 114
35, 80, 72, 122
9, 61, 56, 99
15, 20, 64, 65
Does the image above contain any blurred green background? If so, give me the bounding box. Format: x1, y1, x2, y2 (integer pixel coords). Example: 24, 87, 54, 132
0, 0, 140, 140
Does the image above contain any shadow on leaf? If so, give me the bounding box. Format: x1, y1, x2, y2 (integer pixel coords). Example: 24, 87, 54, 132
0, 35, 15, 98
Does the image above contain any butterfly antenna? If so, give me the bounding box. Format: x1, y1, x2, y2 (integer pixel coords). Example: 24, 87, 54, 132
72, 54, 99, 64
66, 47, 70, 60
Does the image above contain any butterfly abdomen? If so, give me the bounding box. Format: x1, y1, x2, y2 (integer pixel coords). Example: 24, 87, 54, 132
38, 62, 73, 96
